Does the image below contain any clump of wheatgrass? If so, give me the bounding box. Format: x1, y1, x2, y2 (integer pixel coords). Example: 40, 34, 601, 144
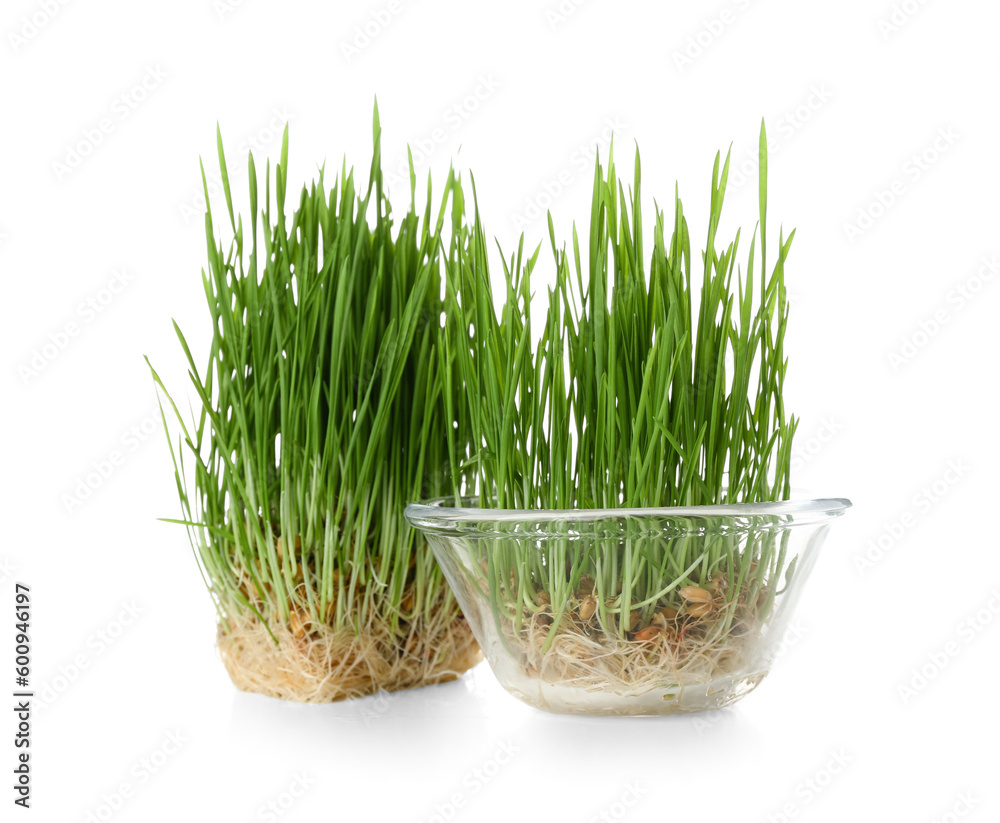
149, 108, 482, 702
442, 123, 798, 697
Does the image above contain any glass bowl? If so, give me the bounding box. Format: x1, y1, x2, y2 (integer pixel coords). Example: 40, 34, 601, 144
406, 498, 851, 716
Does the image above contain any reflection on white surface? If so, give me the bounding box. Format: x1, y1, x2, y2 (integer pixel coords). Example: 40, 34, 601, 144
224, 659, 766, 821
227, 657, 764, 750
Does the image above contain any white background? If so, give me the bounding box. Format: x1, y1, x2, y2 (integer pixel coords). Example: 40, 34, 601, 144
3, 1, 999, 821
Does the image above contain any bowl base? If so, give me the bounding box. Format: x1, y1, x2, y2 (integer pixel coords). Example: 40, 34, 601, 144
495, 657, 768, 716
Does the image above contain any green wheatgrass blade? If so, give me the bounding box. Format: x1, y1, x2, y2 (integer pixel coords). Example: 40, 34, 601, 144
150, 112, 482, 702
449, 124, 796, 690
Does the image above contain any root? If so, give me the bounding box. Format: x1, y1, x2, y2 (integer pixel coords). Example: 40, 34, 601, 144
498, 579, 765, 697
217, 603, 481, 703
506, 618, 758, 696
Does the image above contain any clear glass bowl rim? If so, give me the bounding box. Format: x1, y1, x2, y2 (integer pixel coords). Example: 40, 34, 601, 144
405, 497, 852, 532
